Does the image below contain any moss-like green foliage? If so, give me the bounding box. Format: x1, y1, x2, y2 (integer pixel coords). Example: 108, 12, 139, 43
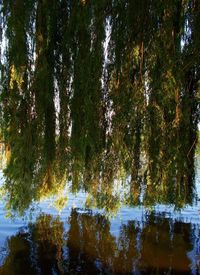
0, 0, 199, 214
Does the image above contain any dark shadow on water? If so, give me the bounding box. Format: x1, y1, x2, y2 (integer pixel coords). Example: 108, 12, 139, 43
0, 209, 200, 274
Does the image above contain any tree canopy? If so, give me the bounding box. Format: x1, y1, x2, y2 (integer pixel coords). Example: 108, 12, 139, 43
0, 0, 199, 214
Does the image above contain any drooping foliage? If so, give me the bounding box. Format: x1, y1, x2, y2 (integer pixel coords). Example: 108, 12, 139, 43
0, 0, 199, 213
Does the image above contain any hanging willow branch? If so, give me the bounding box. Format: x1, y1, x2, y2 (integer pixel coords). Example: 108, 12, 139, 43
0, 0, 199, 214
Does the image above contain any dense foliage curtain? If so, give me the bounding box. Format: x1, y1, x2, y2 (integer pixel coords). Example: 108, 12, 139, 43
0, 0, 199, 213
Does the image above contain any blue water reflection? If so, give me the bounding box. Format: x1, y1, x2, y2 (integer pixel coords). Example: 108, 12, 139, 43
0, 157, 200, 274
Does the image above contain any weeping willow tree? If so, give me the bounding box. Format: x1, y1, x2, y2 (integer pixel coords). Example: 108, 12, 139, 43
0, 0, 199, 214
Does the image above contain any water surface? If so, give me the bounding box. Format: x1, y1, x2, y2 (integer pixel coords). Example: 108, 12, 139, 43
0, 157, 200, 274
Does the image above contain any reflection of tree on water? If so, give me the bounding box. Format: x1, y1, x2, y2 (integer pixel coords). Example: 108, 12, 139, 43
0, 210, 199, 274
0, 214, 65, 275
30, 215, 65, 274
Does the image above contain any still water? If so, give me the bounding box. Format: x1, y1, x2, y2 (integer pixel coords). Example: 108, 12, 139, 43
0, 157, 200, 274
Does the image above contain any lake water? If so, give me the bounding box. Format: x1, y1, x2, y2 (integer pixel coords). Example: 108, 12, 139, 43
0, 156, 200, 274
